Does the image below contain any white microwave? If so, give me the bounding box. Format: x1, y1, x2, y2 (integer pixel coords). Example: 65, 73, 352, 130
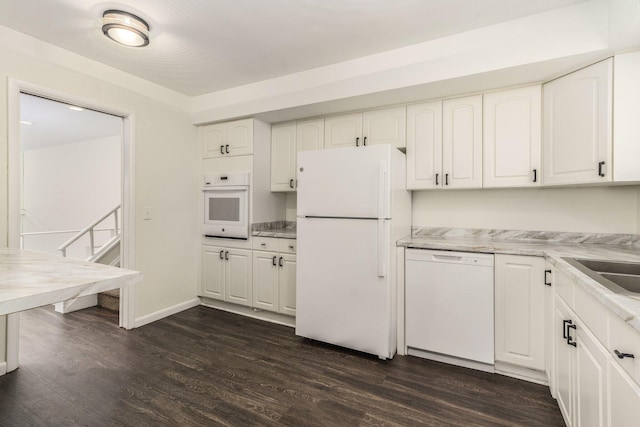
202, 172, 250, 239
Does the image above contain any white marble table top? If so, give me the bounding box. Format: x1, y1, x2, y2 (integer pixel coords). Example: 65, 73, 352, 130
0, 249, 142, 316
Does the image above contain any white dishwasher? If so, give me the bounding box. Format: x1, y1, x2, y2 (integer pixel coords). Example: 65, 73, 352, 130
405, 249, 494, 371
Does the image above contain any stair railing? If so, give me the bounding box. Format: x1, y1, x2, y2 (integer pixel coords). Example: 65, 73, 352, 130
58, 205, 121, 258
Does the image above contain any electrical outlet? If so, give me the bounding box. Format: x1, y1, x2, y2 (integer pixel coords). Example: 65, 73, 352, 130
142, 207, 152, 220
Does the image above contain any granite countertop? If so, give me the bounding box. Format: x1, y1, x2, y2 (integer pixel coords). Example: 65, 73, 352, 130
252, 221, 296, 239
399, 227, 640, 334
0, 249, 142, 316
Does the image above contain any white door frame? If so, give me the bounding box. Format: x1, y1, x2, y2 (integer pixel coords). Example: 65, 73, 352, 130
5, 78, 137, 371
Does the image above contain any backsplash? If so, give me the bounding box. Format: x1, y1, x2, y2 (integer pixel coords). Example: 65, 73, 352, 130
412, 227, 640, 248
252, 221, 297, 232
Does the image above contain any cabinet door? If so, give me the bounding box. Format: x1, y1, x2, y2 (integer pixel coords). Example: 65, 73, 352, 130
278, 254, 296, 316
554, 297, 574, 426
324, 113, 363, 149
494, 255, 546, 371
613, 51, 640, 182
406, 101, 443, 189
225, 248, 252, 306
201, 123, 226, 159
609, 359, 640, 426
271, 123, 297, 192
252, 251, 279, 312
574, 324, 608, 427
201, 246, 225, 300
363, 107, 406, 148
226, 118, 254, 156
484, 86, 541, 188
442, 95, 483, 188
543, 59, 612, 185
297, 119, 324, 152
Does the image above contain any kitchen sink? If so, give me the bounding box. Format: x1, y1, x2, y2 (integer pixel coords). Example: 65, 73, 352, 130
562, 258, 640, 298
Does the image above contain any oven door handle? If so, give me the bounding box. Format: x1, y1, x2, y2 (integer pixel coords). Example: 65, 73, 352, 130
202, 186, 249, 192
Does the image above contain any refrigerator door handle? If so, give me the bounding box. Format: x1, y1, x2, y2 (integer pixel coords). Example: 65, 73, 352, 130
378, 163, 388, 219
377, 219, 387, 277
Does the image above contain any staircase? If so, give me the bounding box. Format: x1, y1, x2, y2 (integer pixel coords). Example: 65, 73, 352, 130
55, 205, 122, 313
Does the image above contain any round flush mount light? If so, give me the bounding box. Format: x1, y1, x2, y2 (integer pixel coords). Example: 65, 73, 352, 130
102, 10, 150, 47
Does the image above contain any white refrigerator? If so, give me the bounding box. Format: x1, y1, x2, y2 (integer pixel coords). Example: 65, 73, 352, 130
295, 144, 411, 359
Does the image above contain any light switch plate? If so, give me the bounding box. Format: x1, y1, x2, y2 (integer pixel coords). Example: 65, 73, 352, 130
142, 207, 152, 220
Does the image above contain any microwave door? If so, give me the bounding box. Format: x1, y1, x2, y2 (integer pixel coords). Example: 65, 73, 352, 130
203, 187, 249, 239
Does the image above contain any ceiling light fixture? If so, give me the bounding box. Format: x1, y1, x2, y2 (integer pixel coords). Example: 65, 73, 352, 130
102, 10, 150, 47
69, 106, 84, 111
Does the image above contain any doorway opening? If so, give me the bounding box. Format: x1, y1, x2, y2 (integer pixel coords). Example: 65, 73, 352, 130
18, 93, 125, 315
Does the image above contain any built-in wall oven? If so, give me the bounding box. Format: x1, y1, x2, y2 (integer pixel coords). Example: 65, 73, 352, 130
202, 172, 250, 239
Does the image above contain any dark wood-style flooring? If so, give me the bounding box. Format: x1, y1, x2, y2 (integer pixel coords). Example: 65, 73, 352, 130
0, 306, 564, 426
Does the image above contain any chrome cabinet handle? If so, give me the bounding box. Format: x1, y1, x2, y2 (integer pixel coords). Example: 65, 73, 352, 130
614, 350, 635, 359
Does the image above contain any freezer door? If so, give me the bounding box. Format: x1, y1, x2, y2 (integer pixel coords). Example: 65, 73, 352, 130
295, 217, 394, 359
297, 145, 391, 219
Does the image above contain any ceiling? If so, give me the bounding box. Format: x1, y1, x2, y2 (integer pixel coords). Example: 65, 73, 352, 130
0, 0, 583, 97
20, 94, 123, 151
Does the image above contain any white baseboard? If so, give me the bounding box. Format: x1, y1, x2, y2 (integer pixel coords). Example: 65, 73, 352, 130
494, 361, 548, 385
134, 298, 201, 328
200, 297, 295, 328
54, 294, 98, 313
0, 361, 6, 376
407, 347, 495, 374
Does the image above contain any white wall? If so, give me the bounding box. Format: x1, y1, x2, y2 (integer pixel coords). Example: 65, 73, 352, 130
412, 186, 640, 234
0, 30, 199, 328
22, 136, 121, 258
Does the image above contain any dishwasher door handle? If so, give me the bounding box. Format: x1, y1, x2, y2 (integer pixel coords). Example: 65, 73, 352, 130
432, 255, 463, 262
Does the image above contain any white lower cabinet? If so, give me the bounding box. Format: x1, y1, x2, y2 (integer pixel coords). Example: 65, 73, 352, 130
551, 269, 640, 427
201, 245, 252, 307
494, 255, 546, 375
554, 295, 608, 427
252, 237, 296, 316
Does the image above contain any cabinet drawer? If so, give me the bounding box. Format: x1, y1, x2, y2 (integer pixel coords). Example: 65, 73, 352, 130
609, 313, 640, 386
574, 284, 609, 347
253, 237, 278, 252
278, 239, 296, 254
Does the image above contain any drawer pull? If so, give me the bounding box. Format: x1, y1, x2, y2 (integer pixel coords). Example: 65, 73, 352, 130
288, 245, 294, 249
567, 324, 577, 347
261, 243, 266, 247
614, 350, 635, 359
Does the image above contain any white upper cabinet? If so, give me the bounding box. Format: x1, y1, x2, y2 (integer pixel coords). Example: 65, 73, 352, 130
406, 101, 443, 190
442, 95, 483, 189
201, 118, 254, 158
613, 51, 640, 182
362, 107, 406, 149
297, 118, 324, 152
271, 122, 297, 192
484, 86, 542, 188
543, 59, 612, 185
324, 113, 363, 149
324, 107, 406, 150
